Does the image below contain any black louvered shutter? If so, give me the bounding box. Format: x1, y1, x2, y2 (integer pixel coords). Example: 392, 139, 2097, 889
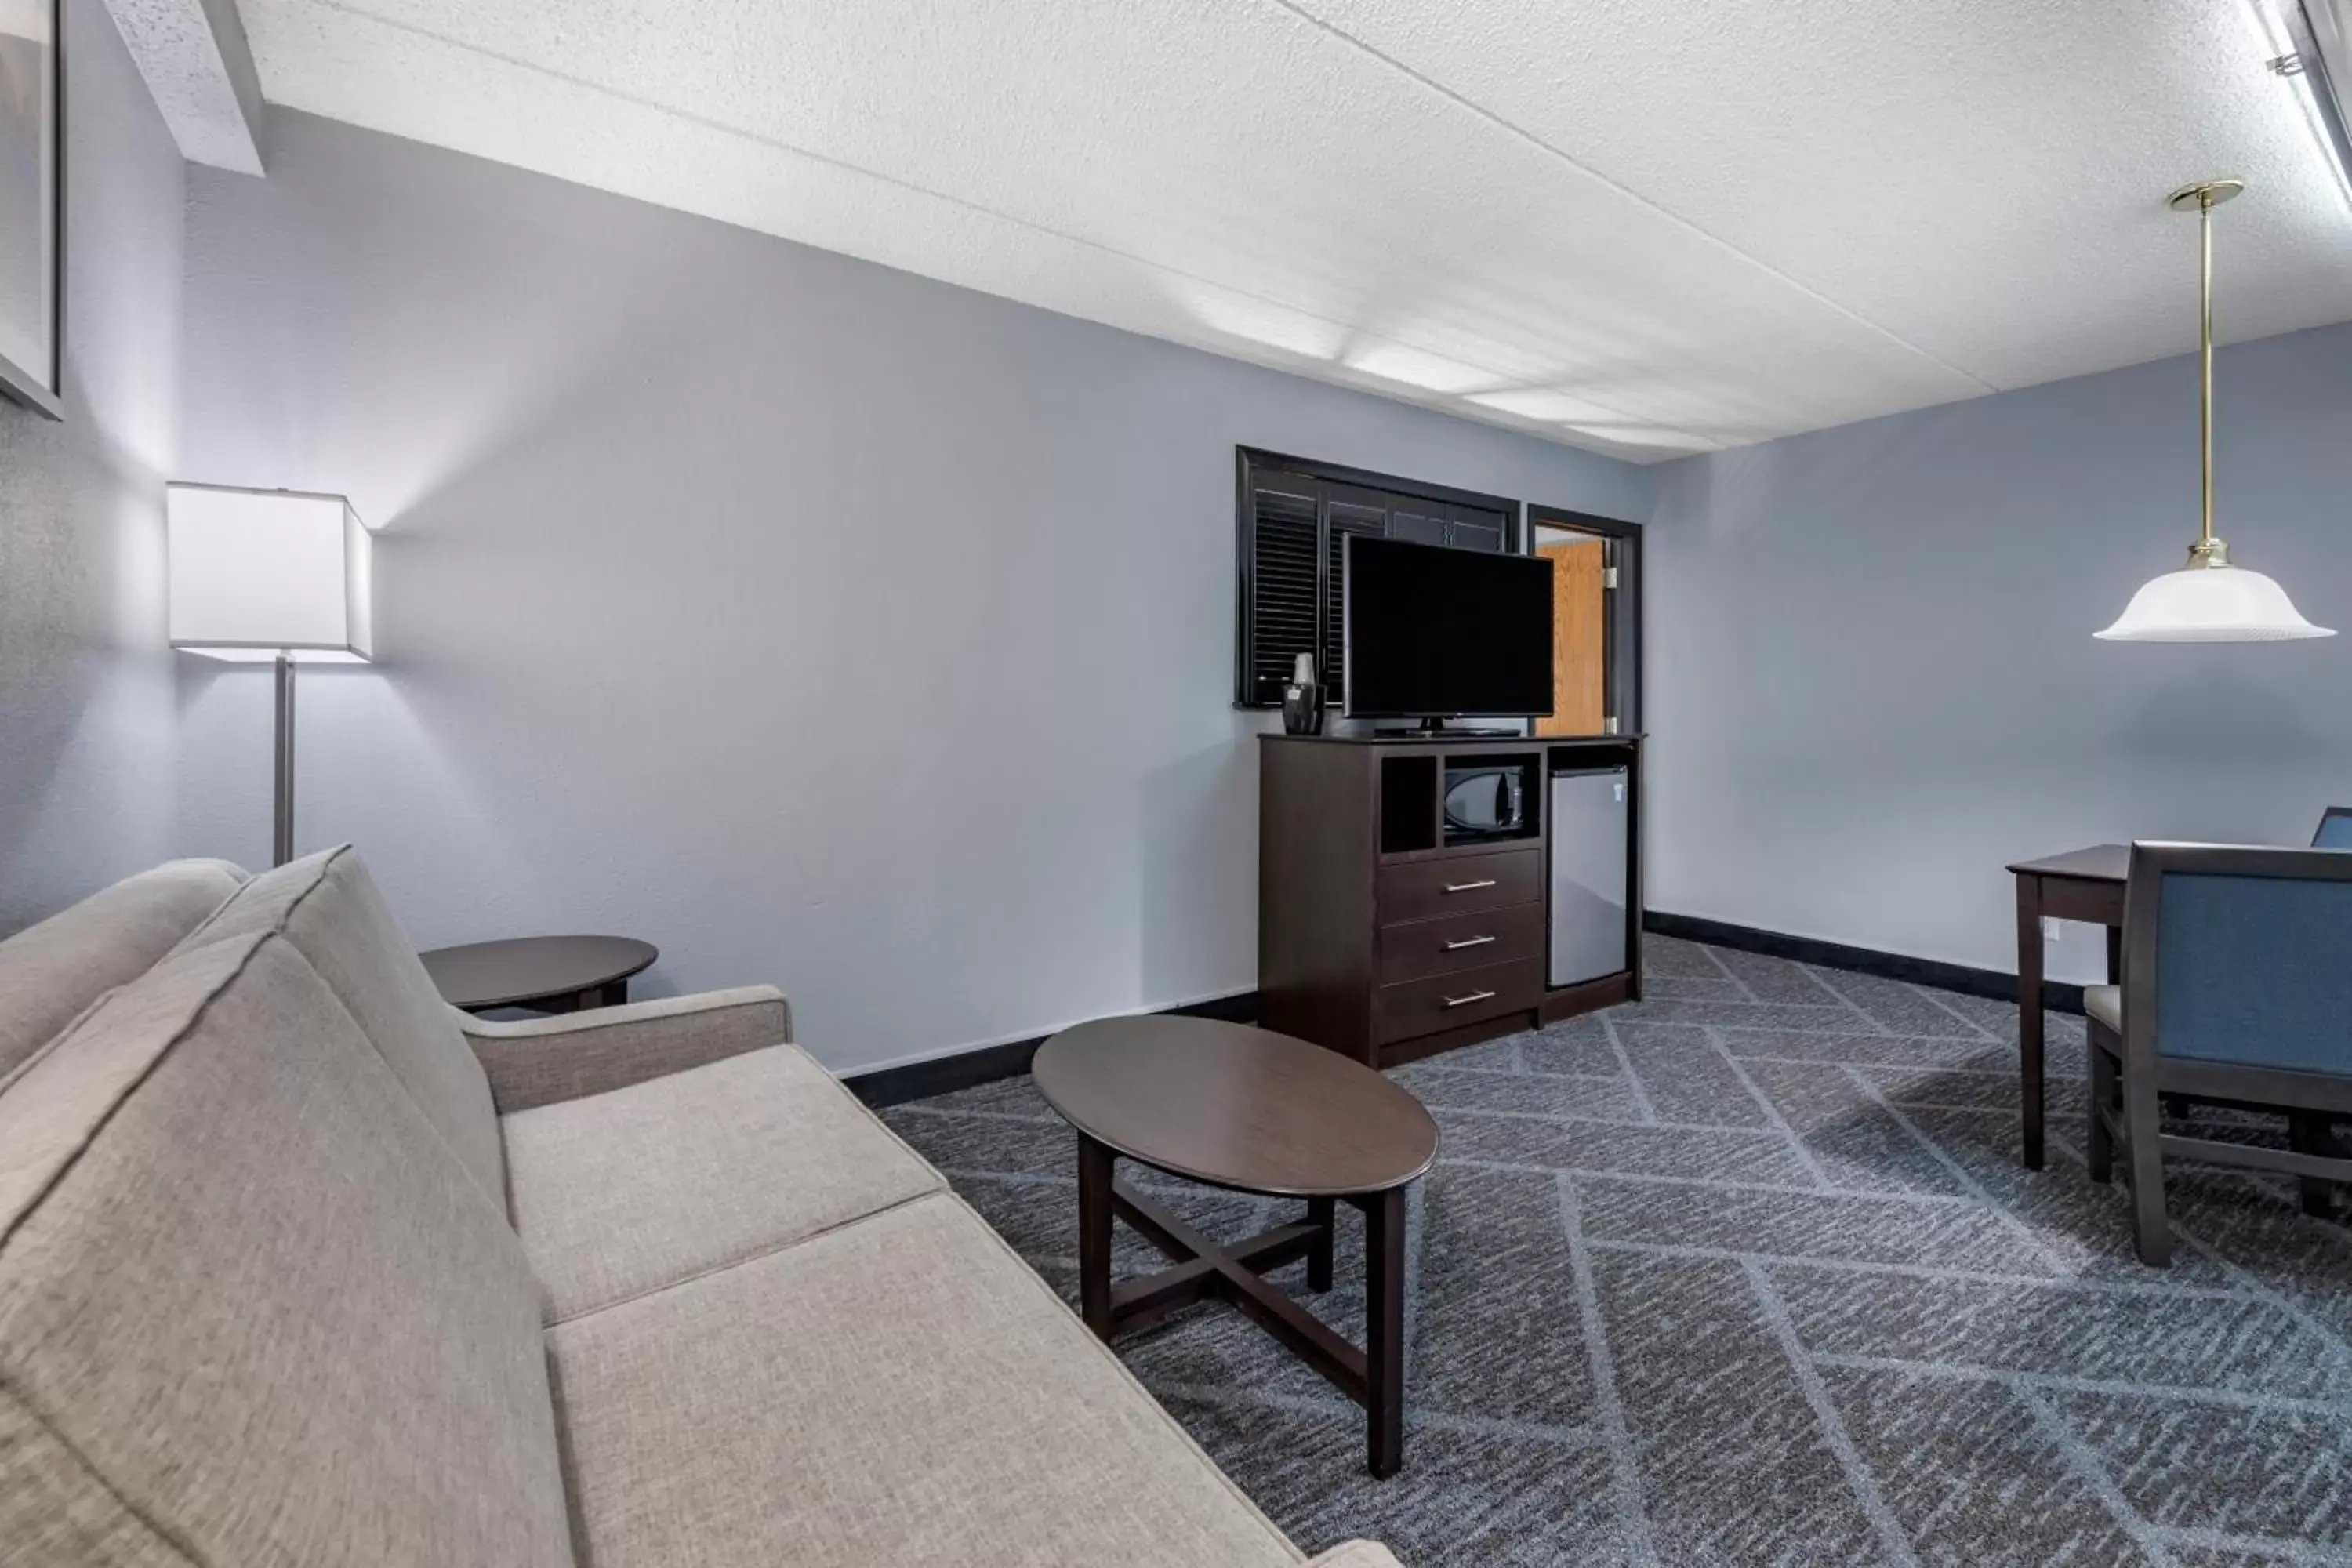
1447, 503, 1509, 553
1322, 500, 1387, 710
1240, 474, 1322, 706
1237, 450, 1523, 708
1387, 498, 1448, 547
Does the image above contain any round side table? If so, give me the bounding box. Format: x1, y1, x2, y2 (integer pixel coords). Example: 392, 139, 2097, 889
418, 935, 658, 1014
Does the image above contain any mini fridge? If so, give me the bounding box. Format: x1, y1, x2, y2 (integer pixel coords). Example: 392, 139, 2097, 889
1549, 766, 1629, 988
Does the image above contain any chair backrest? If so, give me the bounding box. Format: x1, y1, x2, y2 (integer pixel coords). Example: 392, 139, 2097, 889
2122, 841, 2352, 1074
2314, 806, 2352, 849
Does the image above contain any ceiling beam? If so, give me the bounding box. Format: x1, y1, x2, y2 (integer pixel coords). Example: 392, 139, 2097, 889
103, 0, 267, 176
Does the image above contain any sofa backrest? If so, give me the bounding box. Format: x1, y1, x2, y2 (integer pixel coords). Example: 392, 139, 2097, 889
0, 859, 247, 1084
172, 845, 506, 1204
0, 929, 575, 1567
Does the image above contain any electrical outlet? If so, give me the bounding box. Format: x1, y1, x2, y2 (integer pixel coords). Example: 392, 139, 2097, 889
2042, 917, 2061, 943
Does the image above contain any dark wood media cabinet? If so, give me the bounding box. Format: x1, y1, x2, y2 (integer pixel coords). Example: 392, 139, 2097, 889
1259, 732, 1642, 1068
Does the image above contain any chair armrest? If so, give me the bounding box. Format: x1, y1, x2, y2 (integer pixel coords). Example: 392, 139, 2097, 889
1304, 1544, 1404, 1568
460, 985, 793, 1112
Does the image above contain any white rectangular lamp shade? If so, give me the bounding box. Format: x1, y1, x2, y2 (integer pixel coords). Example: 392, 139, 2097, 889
167, 484, 373, 662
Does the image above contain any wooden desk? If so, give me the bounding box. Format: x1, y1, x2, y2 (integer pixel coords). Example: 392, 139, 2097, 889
2008, 844, 2127, 1169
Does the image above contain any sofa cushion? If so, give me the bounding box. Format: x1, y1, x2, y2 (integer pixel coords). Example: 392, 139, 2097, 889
0, 858, 245, 1083
503, 1044, 942, 1323
2085, 983, 2122, 1033
546, 1192, 1300, 1568
0, 1391, 191, 1565
173, 844, 505, 1203
0, 931, 573, 1568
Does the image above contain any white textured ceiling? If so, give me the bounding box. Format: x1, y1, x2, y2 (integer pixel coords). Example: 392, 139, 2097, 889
239, 0, 2352, 461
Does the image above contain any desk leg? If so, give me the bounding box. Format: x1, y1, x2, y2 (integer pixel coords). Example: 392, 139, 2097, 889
2016, 873, 2045, 1171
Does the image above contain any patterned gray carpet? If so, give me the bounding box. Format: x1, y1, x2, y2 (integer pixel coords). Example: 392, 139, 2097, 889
879, 938, 2352, 1567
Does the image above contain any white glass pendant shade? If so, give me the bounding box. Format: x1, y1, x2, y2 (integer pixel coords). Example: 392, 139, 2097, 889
2096, 561, 2335, 641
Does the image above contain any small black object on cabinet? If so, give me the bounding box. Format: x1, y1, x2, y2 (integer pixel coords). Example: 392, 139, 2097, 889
1281, 653, 1325, 735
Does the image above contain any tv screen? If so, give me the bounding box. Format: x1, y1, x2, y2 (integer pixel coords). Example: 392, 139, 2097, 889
1343, 535, 1554, 719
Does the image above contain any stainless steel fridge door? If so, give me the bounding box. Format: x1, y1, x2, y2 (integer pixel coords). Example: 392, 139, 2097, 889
1550, 768, 1629, 987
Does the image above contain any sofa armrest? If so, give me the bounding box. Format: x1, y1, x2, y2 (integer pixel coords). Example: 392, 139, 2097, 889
460, 985, 793, 1113
1305, 1544, 1404, 1568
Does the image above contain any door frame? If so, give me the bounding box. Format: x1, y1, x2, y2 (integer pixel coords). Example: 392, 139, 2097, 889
1528, 503, 1642, 737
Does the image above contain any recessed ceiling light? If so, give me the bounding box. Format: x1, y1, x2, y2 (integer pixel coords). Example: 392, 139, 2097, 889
1163, 281, 1348, 363
1343, 343, 1495, 396
1465, 389, 1606, 423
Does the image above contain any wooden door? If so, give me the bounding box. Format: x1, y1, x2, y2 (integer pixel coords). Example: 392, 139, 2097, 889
1536, 538, 1606, 736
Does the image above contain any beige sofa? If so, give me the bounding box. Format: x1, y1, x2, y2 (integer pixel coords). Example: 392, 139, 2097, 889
0, 847, 1399, 1568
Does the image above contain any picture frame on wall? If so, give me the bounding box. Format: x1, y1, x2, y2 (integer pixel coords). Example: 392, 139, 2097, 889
0, 0, 61, 419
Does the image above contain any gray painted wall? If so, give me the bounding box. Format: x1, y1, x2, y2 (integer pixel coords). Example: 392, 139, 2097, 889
0, 0, 186, 928
176, 111, 1651, 1073
1648, 320, 2352, 984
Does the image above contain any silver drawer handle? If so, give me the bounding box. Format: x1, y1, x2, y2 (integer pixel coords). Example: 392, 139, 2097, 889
1443, 935, 1497, 950
1442, 989, 1497, 1009
1442, 879, 1497, 894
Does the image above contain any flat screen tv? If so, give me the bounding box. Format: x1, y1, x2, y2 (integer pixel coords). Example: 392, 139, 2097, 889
1343, 534, 1553, 720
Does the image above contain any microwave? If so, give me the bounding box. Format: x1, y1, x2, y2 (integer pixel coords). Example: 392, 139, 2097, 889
1443, 765, 1526, 837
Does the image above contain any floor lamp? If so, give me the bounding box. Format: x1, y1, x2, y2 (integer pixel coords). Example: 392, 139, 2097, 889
167, 484, 374, 867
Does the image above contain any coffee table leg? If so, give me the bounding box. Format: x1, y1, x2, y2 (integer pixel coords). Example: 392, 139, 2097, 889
1077, 1132, 1115, 1341
1363, 1185, 1406, 1478
1306, 1196, 1335, 1292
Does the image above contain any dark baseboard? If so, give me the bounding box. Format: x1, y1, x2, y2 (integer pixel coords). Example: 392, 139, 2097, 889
1644, 911, 2087, 1016
847, 989, 1261, 1109
854, 913, 2082, 1109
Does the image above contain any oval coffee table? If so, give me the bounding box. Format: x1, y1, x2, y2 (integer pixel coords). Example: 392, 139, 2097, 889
418, 935, 658, 1014
1032, 1015, 1437, 1477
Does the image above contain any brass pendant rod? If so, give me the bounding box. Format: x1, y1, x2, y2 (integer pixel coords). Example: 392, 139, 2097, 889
2198, 187, 2215, 550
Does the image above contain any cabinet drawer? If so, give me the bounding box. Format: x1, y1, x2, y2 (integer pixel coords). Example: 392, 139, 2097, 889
1377, 848, 1542, 925
1374, 956, 1541, 1045
1378, 902, 1543, 985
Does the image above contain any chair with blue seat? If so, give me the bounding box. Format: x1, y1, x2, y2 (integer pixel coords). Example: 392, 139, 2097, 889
2314, 807, 2352, 848
2084, 841, 2352, 1266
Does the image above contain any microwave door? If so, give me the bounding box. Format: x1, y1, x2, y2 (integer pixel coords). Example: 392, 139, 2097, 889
1445, 773, 1500, 833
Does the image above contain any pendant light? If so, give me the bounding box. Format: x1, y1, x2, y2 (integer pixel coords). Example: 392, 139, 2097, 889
2095, 179, 2333, 641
